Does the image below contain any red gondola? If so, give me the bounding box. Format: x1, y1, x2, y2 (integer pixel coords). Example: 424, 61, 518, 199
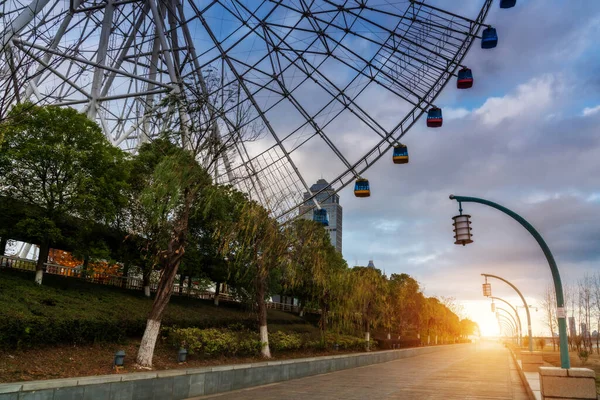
427, 107, 443, 128
457, 68, 473, 89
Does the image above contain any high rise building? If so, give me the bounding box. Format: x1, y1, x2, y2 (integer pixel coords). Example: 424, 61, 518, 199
299, 179, 342, 253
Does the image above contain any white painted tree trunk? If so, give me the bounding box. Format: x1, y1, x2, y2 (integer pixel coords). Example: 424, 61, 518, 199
365, 331, 370, 351
435, 335, 438, 345
144, 285, 150, 298
259, 324, 271, 358
427, 335, 430, 345
137, 319, 161, 367
213, 295, 219, 306
34, 269, 43, 285
299, 309, 304, 317
387, 332, 391, 340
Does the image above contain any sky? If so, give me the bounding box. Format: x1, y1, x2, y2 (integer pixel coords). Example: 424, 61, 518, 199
4, 0, 600, 338
312, 1, 600, 336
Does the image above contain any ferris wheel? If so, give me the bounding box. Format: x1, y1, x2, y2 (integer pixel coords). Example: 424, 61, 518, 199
0, 0, 517, 222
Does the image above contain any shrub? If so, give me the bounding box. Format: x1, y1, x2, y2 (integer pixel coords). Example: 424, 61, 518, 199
166, 327, 371, 357
578, 349, 589, 365
269, 331, 303, 351
325, 333, 371, 351
165, 327, 261, 357
536, 337, 546, 351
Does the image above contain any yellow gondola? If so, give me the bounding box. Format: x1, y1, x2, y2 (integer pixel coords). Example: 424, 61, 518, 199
354, 178, 370, 197
392, 144, 409, 164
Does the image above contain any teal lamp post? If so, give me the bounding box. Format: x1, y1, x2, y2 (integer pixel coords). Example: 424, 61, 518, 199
449, 195, 570, 369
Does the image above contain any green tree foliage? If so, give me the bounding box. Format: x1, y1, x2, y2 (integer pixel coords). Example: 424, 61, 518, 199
284, 219, 348, 334
350, 266, 387, 348
219, 200, 289, 358
0, 103, 128, 284
127, 137, 214, 367
183, 185, 248, 305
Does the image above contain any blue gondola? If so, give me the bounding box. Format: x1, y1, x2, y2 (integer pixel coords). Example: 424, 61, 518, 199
313, 208, 329, 226
481, 27, 498, 49
354, 178, 370, 198
427, 107, 443, 128
457, 67, 473, 89
392, 144, 409, 164
500, 0, 516, 8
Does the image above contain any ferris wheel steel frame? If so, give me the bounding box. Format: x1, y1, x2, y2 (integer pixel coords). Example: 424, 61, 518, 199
275, 0, 495, 220
0, 0, 495, 222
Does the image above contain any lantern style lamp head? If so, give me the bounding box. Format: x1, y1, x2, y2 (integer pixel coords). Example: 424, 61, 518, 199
482, 282, 492, 297
452, 214, 473, 246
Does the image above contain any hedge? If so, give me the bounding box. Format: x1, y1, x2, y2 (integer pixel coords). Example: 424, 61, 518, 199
166, 327, 371, 357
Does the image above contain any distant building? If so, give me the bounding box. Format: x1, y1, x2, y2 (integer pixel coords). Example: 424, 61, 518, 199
299, 179, 342, 253
581, 323, 590, 339
569, 317, 577, 336
367, 260, 375, 268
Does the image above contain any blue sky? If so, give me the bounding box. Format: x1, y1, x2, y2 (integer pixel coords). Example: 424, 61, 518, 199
323, 1, 600, 335
4, 0, 599, 336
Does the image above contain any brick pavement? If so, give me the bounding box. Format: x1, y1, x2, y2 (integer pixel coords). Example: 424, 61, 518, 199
190, 341, 528, 400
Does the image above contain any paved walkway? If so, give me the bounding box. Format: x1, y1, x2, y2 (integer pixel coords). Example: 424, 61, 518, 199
191, 342, 528, 400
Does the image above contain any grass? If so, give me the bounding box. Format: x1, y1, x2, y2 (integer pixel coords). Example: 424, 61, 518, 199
0, 269, 315, 347
0, 270, 364, 383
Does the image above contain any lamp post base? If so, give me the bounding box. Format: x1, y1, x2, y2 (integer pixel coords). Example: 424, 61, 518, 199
540, 367, 596, 400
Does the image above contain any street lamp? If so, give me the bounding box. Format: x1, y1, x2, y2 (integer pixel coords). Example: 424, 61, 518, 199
482, 273, 532, 352
482, 279, 492, 297
449, 194, 570, 369
497, 307, 519, 343
452, 213, 473, 245
490, 296, 522, 347
497, 315, 516, 339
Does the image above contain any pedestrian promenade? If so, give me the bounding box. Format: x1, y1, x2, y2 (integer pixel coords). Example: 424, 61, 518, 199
191, 341, 528, 400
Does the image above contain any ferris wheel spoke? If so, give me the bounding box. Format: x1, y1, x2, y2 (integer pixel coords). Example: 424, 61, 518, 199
195, 8, 319, 203
1, 0, 497, 221
270, 2, 457, 98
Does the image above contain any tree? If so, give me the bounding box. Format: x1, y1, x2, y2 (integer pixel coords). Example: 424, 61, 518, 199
350, 266, 386, 349
220, 200, 288, 358
578, 275, 593, 351
592, 272, 600, 354
0, 103, 128, 284
189, 185, 248, 306
540, 284, 558, 351
459, 319, 479, 338
284, 219, 348, 335
132, 138, 212, 367
388, 273, 421, 337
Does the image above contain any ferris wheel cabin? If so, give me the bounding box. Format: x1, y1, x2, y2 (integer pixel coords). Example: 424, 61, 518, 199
500, 0, 516, 8
392, 144, 409, 164
427, 107, 443, 128
457, 68, 474, 89
481, 27, 498, 49
313, 208, 329, 226
354, 178, 371, 197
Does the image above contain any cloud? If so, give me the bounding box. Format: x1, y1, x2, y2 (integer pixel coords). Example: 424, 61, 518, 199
473, 75, 557, 126
582, 105, 600, 116
444, 107, 470, 120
